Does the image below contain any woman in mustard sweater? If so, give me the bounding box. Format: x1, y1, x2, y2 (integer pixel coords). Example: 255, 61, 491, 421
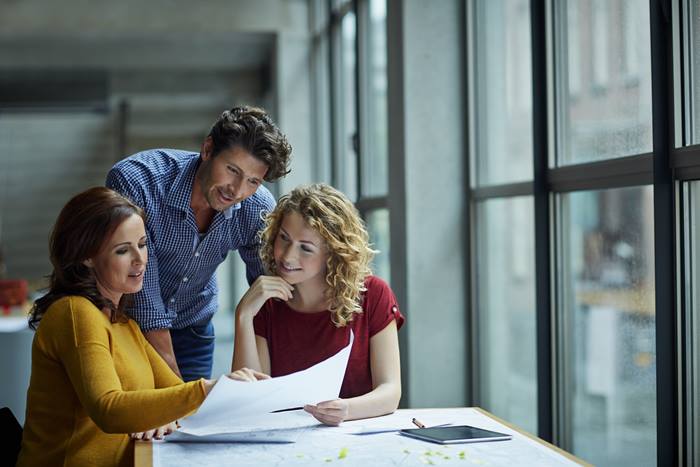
17, 187, 266, 467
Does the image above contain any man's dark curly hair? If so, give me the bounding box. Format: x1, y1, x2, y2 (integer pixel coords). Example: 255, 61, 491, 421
207, 106, 292, 182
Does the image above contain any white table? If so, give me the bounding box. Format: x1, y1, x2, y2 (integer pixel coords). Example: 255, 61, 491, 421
136, 407, 589, 466
0, 317, 32, 425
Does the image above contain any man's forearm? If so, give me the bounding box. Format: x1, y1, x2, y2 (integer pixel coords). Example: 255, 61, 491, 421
144, 329, 182, 379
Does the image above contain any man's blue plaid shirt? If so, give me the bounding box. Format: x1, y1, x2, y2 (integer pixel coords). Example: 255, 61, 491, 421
106, 149, 275, 331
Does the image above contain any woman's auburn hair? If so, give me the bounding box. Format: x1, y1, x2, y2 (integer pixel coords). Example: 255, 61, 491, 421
259, 183, 376, 327
29, 187, 145, 329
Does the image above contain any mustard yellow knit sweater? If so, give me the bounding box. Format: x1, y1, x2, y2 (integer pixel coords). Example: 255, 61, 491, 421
17, 296, 206, 467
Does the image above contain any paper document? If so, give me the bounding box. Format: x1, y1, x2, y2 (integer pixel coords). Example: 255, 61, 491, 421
167, 411, 312, 443
178, 331, 354, 437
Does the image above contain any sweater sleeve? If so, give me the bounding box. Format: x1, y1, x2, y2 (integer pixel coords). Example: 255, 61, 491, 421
53, 298, 205, 434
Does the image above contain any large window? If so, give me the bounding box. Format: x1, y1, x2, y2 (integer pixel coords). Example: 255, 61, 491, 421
474, 0, 533, 186
475, 196, 537, 434
678, 1, 700, 465
366, 208, 390, 281
328, 1, 359, 201
358, 0, 391, 281
469, 0, 680, 465
558, 187, 656, 466
558, 0, 652, 165
314, 0, 391, 284
322, 0, 697, 463
471, 0, 537, 436
361, 0, 389, 197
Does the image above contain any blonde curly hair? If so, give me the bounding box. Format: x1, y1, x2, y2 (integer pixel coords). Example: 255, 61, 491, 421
259, 183, 376, 327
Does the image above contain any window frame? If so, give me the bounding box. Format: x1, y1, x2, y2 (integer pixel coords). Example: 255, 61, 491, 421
467, 0, 683, 464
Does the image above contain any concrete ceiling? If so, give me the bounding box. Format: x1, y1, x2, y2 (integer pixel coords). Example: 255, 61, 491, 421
0, 32, 275, 71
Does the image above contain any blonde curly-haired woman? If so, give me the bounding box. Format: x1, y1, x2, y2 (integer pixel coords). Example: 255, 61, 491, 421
232, 183, 404, 426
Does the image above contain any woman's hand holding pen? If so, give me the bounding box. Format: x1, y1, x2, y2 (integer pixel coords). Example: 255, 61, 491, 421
304, 399, 350, 426
235, 276, 294, 321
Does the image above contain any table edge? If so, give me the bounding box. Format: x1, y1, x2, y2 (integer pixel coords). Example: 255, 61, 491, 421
473, 407, 592, 467
134, 440, 153, 467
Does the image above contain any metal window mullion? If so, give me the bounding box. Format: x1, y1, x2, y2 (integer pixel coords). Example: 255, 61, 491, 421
355, 195, 388, 213
465, 0, 479, 407
531, 0, 554, 444
551, 0, 567, 168
673, 0, 685, 147
649, 0, 680, 465
548, 153, 654, 191
329, 0, 344, 189
548, 0, 568, 447
386, 0, 409, 407
673, 144, 700, 168
680, 181, 692, 466
552, 192, 572, 451
682, 0, 694, 143
356, 0, 367, 200
471, 182, 534, 200
311, 0, 333, 184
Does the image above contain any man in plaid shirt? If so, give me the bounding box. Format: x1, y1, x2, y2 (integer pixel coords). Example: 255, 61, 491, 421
107, 106, 292, 381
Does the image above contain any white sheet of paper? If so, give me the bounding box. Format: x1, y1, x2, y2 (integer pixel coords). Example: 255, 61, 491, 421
178, 331, 354, 436
167, 411, 318, 443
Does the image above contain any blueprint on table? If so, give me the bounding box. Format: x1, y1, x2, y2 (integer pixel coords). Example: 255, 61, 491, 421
154, 408, 586, 467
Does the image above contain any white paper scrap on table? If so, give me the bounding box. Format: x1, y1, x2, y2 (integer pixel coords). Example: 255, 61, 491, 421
178, 331, 354, 436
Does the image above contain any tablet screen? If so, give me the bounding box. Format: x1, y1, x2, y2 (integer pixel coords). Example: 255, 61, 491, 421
399, 425, 512, 444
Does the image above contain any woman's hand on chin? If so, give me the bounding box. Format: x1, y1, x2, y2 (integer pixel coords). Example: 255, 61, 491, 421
235, 276, 294, 321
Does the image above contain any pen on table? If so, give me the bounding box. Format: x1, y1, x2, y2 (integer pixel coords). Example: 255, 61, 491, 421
353, 422, 452, 435
412, 418, 426, 429
271, 406, 304, 413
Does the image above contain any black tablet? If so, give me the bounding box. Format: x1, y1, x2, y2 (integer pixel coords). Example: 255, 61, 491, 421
399, 425, 512, 444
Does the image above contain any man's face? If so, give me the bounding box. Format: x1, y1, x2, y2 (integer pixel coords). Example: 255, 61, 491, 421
198, 142, 269, 212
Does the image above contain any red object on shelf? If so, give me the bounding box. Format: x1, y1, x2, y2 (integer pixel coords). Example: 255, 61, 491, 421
0, 279, 29, 307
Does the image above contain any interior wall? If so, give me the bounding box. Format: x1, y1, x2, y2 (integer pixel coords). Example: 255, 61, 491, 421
0, 112, 120, 284
0, 0, 316, 405
0, 0, 308, 36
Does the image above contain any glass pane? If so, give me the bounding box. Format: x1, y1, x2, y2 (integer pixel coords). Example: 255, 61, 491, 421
560, 187, 656, 466
558, 0, 652, 164
476, 196, 537, 434
474, 0, 533, 185
342, 10, 358, 201
691, 0, 700, 142
686, 182, 700, 464
366, 209, 390, 283
361, 0, 388, 197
